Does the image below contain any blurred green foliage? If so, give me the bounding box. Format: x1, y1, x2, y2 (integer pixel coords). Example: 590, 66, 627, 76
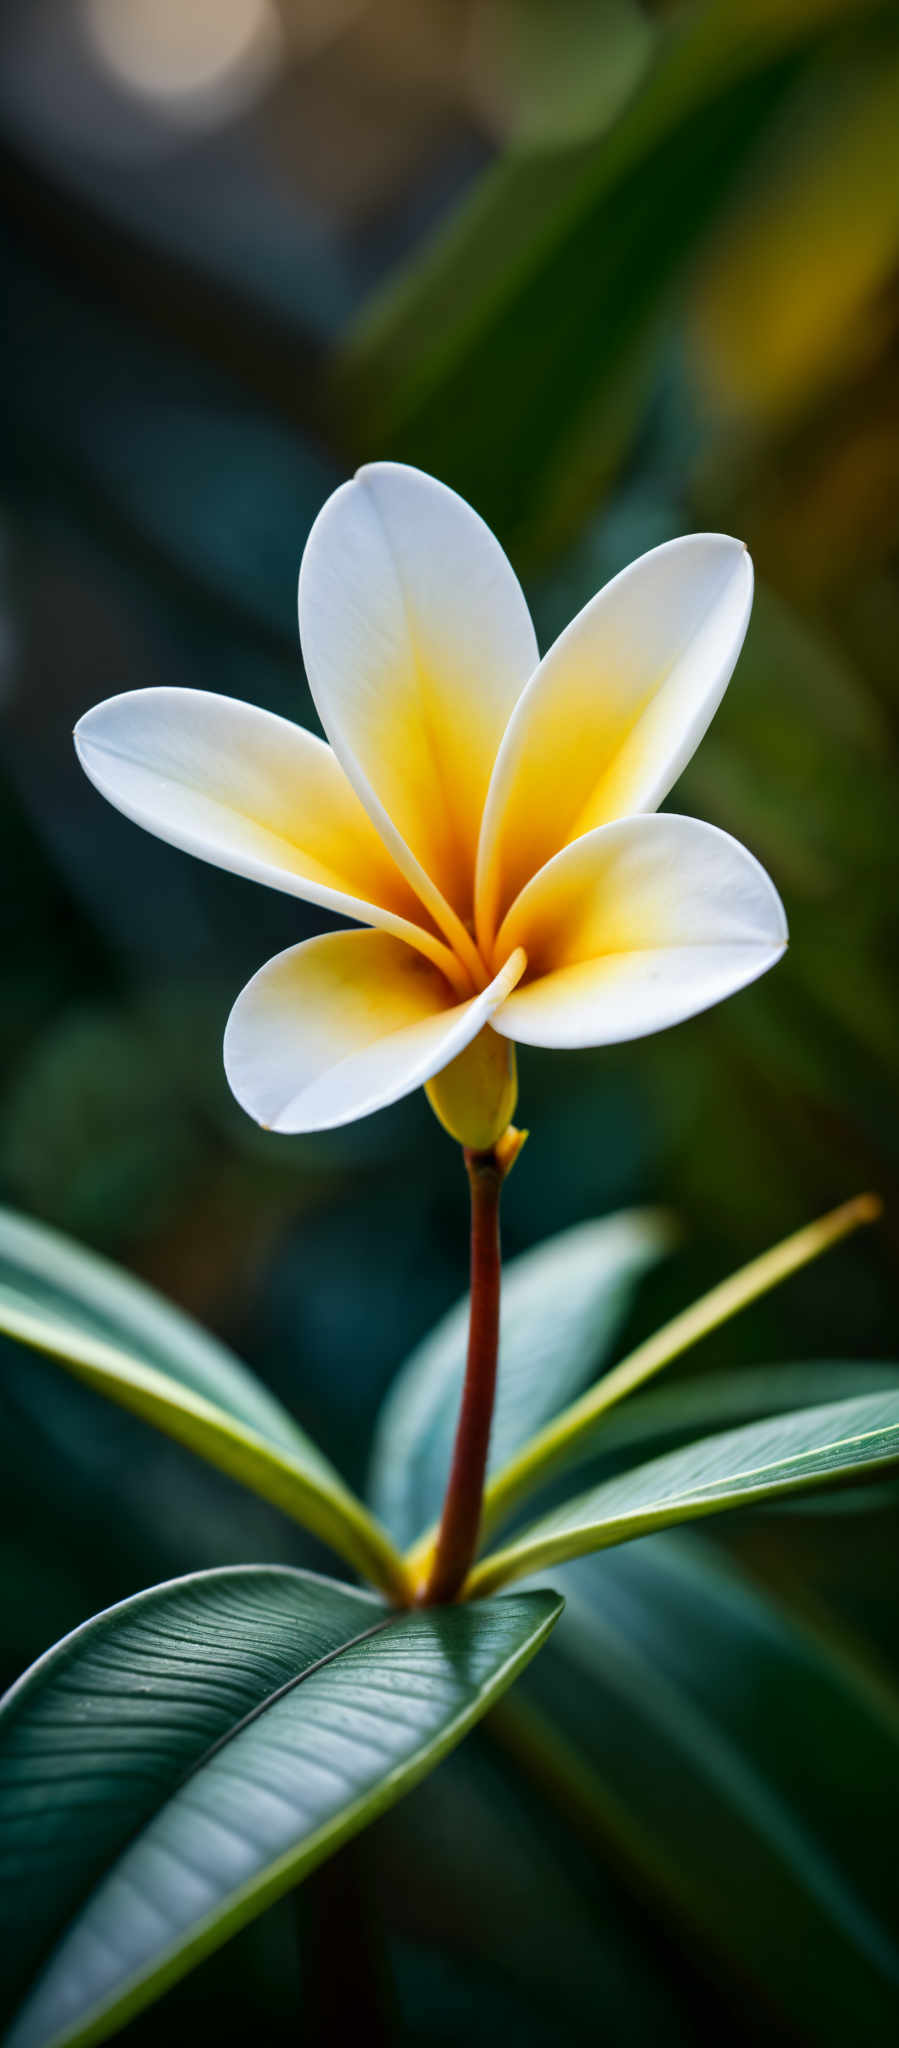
1, 0, 897, 2041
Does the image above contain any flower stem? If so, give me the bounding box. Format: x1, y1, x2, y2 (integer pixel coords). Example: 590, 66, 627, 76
419, 1145, 506, 1605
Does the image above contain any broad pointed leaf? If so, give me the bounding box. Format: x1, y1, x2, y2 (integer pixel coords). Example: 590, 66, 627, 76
0, 1206, 311, 1456
0, 1567, 561, 2048
497, 1535, 899, 2044
468, 1391, 899, 1594
0, 1209, 406, 1597
475, 1197, 880, 1545
370, 1210, 671, 1550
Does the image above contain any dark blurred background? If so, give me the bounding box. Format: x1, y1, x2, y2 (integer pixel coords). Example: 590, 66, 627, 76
1, 2, 897, 2042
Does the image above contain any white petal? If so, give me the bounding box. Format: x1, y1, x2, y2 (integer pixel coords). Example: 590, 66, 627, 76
224, 930, 526, 1133
75, 687, 462, 982
491, 814, 786, 1048
298, 462, 538, 944
476, 534, 753, 946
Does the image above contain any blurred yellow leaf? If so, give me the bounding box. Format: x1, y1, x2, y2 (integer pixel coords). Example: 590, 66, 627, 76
691, 37, 899, 421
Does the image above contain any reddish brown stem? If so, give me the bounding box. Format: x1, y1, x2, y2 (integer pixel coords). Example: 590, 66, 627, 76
421, 1147, 504, 1606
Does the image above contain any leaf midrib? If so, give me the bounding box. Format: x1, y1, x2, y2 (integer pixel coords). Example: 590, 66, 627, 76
468, 1409, 899, 1593
542, 1416, 899, 1536
179, 1613, 396, 1784
15, 1598, 563, 2048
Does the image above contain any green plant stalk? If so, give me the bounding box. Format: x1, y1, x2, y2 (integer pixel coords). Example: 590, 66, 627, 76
419, 1148, 506, 1604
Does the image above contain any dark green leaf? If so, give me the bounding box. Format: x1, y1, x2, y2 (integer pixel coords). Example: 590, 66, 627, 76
0, 1567, 562, 2048
469, 1390, 899, 1593
0, 1206, 309, 1455
497, 1535, 899, 2043
580, 1360, 899, 1467
0, 1208, 408, 1596
375, 1736, 698, 2048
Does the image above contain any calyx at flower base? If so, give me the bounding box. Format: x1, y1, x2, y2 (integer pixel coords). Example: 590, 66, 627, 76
425, 1025, 519, 1151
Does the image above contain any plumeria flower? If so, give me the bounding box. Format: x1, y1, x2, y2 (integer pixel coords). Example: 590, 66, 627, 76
75, 464, 786, 1150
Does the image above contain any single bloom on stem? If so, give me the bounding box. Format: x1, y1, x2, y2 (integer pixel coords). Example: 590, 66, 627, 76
74, 462, 786, 1152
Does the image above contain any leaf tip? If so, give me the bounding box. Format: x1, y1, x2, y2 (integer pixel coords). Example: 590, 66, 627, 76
842, 1191, 883, 1230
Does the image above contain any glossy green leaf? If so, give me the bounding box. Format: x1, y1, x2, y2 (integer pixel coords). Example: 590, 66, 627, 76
0, 1207, 313, 1456
375, 1733, 698, 2047
369, 1210, 671, 1551
497, 1535, 899, 2043
468, 1390, 899, 1594
571, 1360, 899, 1469
0, 1567, 562, 2048
475, 1196, 879, 1548
0, 1209, 408, 1599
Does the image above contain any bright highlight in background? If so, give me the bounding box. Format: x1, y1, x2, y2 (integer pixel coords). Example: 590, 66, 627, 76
82, 0, 282, 118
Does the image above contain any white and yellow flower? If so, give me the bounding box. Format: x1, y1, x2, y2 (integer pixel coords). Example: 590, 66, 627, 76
75, 464, 786, 1149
